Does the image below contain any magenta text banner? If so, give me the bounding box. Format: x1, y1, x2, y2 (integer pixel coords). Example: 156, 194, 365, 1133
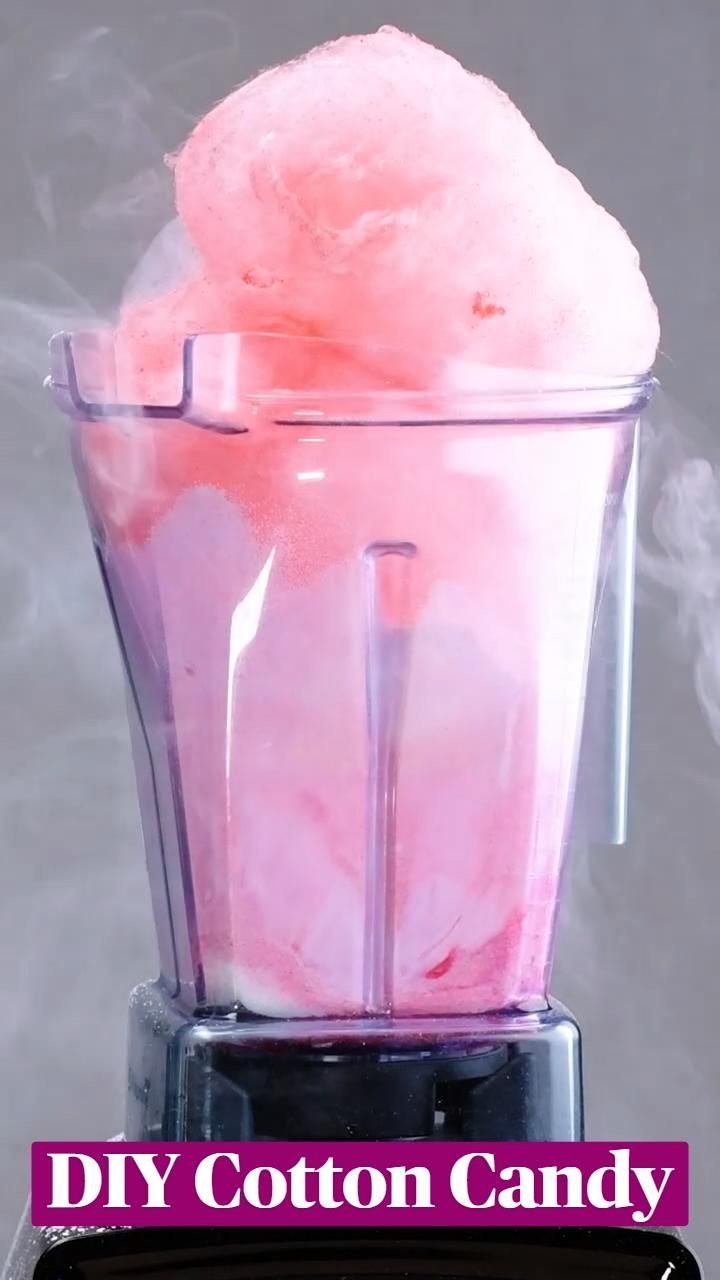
31, 1141, 689, 1228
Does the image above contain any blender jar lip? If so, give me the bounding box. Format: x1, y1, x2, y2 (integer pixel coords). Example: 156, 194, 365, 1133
48, 328, 657, 428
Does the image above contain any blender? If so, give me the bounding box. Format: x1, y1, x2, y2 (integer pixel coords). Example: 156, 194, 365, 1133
46, 327, 650, 1145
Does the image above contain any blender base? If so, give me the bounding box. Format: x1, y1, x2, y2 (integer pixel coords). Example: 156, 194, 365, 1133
126, 982, 583, 1142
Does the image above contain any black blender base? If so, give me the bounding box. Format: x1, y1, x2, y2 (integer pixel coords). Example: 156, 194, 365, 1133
127, 982, 582, 1142
29, 1228, 700, 1280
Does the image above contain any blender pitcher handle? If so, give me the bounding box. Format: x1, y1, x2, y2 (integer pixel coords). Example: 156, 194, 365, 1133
573, 426, 639, 846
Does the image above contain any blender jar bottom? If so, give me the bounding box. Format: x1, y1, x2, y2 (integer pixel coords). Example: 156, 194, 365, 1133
126, 980, 582, 1142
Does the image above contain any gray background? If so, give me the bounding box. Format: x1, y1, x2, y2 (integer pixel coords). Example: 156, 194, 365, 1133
0, 0, 718, 1266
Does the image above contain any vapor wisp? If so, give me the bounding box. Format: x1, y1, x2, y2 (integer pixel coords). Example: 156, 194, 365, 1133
635, 399, 720, 746
0, 16, 242, 1256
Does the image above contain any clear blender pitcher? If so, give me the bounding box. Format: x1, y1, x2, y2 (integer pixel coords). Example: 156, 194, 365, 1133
49, 330, 652, 1141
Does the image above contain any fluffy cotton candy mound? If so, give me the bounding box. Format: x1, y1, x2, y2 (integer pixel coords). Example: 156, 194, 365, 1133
160, 24, 658, 388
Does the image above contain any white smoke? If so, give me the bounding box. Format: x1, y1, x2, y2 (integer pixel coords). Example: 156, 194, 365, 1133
636, 400, 720, 744
123, 217, 199, 304
0, 15, 240, 1255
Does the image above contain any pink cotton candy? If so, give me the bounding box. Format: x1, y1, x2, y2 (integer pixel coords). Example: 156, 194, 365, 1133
168, 24, 658, 383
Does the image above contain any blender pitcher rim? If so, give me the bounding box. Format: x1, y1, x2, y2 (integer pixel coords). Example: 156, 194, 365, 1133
46, 329, 657, 429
